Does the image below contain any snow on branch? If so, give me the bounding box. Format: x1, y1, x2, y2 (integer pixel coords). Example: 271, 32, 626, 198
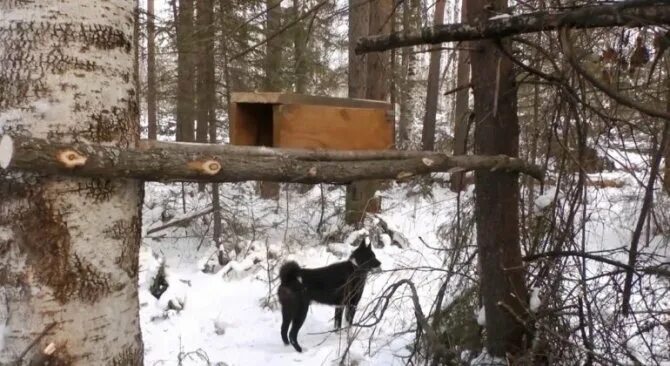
356, 0, 670, 53
4, 136, 544, 183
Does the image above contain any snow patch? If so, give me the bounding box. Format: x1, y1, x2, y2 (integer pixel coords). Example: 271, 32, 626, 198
344, 227, 369, 246
470, 349, 506, 365
534, 187, 558, 212
0, 135, 14, 169
476, 305, 486, 326
489, 13, 511, 20
529, 287, 541, 313
0, 323, 6, 352
157, 278, 188, 311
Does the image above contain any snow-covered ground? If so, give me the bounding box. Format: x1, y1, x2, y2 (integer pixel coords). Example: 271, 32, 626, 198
140, 182, 462, 365
139, 156, 669, 365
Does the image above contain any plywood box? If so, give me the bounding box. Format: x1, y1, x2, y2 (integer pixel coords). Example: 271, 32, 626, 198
229, 92, 395, 150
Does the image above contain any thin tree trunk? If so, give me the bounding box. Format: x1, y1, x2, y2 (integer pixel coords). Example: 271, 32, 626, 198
450, 0, 471, 192
0, 1, 143, 364
259, 0, 284, 199
422, 0, 446, 151
177, 0, 195, 142
469, 0, 529, 358
196, 0, 215, 192
397, 0, 419, 149
348, 0, 368, 99
293, 0, 308, 94
147, 0, 158, 140
196, 0, 213, 145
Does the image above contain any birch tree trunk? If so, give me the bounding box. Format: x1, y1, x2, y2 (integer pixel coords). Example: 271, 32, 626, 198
0, 1, 143, 364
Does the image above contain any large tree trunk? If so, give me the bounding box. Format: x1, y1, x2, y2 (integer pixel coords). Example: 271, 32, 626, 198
345, 0, 369, 225
346, 0, 392, 226
469, 0, 529, 359
0, 1, 143, 364
421, 0, 446, 151
176, 0, 196, 142
450, 0, 471, 192
147, 0, 158, 140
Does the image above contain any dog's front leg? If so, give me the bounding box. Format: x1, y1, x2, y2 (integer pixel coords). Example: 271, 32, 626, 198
345, 304, 356, 325
334, 307, 343, 329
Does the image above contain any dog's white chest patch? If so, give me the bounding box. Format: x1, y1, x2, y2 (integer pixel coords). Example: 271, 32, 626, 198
297, 276, 303, 284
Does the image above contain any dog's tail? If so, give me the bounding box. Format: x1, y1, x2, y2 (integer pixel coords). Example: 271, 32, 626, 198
279, 261, 301, 284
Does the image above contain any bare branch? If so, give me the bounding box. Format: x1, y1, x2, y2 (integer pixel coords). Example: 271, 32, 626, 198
5, 136, 545, 184
356, 1, 670, 53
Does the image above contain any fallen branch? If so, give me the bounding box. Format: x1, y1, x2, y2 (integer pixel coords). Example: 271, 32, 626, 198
146, 206, 217, 235
5, 136, 544, 184
356, 0, 670, 53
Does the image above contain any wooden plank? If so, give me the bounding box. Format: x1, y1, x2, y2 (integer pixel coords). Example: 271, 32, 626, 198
231, 92, 393, 110
273, 104, 394, 150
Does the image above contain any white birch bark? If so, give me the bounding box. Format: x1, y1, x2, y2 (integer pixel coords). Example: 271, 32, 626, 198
0, 1, 143, 364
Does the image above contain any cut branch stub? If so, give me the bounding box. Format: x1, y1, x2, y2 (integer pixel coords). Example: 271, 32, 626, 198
57, 149, 87, 168
7, 136, 544, 184
187, 159, 222, 175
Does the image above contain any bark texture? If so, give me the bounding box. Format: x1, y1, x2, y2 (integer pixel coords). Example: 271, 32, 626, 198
469, 0, 529, 358
147, 0, 158, 140
345, 0, 372, 225
421, 0, 446, 151
176, 0, 195, 141
6, 137, 544, 183
0, 1, 143, 364
450, 0, 471, 192
356, 1, 670, 53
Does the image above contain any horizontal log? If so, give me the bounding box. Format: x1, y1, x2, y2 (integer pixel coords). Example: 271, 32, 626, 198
356, 1, 670, 53
4, 136, 544, 184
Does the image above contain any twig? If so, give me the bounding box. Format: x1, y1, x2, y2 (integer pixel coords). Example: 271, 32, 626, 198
17, 322, 57, 362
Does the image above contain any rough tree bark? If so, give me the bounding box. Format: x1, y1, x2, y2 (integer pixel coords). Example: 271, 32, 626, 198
176, 0, 196, 142
345, 0, 392, 226
0, 1, 143, 364
196, 0, 214, 145
397, 0, 420, 149
348, 0, 368, 99
345, 0, 373, 225
6, 137, 544, 184
147, 0, 157, 140
421, 0, 446, 151
450, 0, 471, 192
469, 0, 529, 359
356, 1, 670, 53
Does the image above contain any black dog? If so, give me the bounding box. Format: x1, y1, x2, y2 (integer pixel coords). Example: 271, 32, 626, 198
277, 240, 382, 352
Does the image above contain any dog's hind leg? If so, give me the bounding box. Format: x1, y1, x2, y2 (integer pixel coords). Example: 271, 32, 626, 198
334, 307, 343, 329
280, 303, 292, 345
289, 301, 309, 352
278, 286, 294, 346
